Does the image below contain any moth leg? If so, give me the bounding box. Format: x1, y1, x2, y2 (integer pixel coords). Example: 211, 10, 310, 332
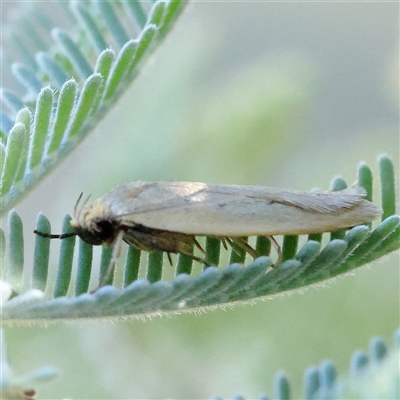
91, 230, 124, 293
176, 248, 211, 266
267, 235, 282, 265
223, 237, 250, 257
220, 237, 229, 251
230, 237, 260, 259
194, 238, 206, 254
188, 252, 212, 266
223, 237, 241, 257
167, 252, 173, 265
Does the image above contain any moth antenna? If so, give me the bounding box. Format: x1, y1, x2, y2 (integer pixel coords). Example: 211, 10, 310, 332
73, 192, 91, 222
73, 192, 84, 221
81, 194, 92, 211
34, 230, 77, 239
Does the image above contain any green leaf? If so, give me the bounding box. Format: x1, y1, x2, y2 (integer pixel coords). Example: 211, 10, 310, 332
379, 154, 396, 220
0, 0, 189, 215
47, 79, 77, 155
66, 73, 103, 138
0, 123, 28, 196
53, 215, 76, 298
95, 0, 129, 48
29, 87, 53, 169
32, 214, 51, 290
14, 108, 31, 183
103, 40, 138, 101
7, 211, 24, 291
69, 2, 108, 53
52, 29, 93, 80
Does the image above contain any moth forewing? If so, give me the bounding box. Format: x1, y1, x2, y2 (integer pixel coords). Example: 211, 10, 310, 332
100, 182, 381, 236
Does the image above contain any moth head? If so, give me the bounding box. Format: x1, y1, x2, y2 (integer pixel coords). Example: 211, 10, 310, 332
70, 196, 118, 245
34, 193, 119, 246
70, 217, 118, 245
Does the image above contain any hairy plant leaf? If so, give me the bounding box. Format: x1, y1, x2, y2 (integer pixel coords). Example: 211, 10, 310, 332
0, 0, 188, 214
1, 157, 398, 322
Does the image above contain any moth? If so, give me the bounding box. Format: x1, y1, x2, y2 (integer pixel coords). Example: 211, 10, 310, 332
34, 181, 380, 290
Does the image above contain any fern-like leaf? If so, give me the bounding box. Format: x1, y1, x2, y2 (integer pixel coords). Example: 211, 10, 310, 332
1, 156, 398, 321
0, 0, 188, 213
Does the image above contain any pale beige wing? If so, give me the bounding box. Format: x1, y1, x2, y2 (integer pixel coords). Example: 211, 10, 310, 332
101, 181, 380, 236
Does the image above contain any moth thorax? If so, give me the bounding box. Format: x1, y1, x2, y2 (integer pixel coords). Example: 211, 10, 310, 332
81, 199, 109, 221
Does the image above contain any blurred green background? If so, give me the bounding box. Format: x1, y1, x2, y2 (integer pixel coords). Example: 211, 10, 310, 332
2, 2, 399, 399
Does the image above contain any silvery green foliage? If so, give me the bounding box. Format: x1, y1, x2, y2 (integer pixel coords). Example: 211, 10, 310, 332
245, 329, 400, 400
1, 156, 398, 321
0, 0, 188, 213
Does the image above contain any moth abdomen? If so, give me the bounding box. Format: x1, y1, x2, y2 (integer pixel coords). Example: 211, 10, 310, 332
123, 224, 198, 255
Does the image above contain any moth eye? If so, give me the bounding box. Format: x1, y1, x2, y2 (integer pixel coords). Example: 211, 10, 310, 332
93, 219, 116, 242
73, 218, 117, 246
